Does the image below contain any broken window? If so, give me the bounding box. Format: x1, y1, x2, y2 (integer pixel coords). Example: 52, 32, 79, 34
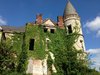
68, 25, 72, 34
29, 39, 35, 50
50, 29, 55, 33
44, 28, 47, 32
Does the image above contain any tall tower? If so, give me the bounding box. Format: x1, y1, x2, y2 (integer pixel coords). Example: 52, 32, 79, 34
63, 1, 86, 51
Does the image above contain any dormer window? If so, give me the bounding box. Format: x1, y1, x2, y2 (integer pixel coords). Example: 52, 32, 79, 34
68, 25, 72, 34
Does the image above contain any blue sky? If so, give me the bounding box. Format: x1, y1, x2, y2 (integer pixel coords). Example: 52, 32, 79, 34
0, 0, 100, 71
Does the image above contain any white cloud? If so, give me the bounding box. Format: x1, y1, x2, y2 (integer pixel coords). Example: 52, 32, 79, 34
85, 16, 100, 31
0, 16, 7, 25
85, 16, 100, 37
87, 48, 100, 54
96, 30, 100, 37
86, 48, 100, 71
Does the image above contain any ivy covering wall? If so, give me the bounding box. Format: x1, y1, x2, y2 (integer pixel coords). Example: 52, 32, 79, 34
25, 24, 46, 59
24, 23, 67, 74
1, 23, 100, 75
24, 23, 66, 59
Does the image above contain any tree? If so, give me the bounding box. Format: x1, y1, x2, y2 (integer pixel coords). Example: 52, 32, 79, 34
48, 27, 100, 75
0, 42, 17, 74
47, 27, 88, 75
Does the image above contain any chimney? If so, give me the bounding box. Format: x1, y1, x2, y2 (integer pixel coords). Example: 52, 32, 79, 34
57, 16, 64, 29
36, 14, 43, 25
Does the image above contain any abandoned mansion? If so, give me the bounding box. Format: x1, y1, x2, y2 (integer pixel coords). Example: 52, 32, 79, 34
0, 1, 86, 75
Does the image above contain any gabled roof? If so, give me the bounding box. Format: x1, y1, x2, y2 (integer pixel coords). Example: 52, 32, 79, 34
64, 1, 78, 16
0, 25, 25, 33
43, 19, 57, 26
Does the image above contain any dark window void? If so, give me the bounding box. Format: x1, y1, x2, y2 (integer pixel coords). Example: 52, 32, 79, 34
44, 28, 47, 32
68, 25, 72, 34
50, 29, 55, 33
2, 32, 6, 40
80, 40, 83, 49
29, 39, 35, 50
80, 40, 83, 43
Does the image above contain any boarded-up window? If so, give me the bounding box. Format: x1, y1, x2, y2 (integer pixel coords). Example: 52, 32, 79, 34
68, 25, 72, 33
29, 39, 35, 50
50, 29, 54, 33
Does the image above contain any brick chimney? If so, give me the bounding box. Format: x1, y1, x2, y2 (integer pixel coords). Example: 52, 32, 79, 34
36, 14, 43, 25
57, 16, 64, 29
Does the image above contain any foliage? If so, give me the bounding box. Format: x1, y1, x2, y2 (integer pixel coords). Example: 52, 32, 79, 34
0, 24, 100, 75
17, 33, 28, 73
0, 32, 28, 75
44, 27, 100, 75
11, 33, 24, 56
0, 42, 16, 74
25, 24, 46, 59
24, 24, 100, 75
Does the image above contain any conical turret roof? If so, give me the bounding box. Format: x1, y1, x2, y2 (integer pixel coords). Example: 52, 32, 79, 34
64, 1, 78, 16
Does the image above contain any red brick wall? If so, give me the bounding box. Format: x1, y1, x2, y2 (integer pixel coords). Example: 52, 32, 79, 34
57, 16, 64, 29
36, 14, 43, 24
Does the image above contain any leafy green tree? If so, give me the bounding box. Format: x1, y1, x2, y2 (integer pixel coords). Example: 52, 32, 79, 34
48, 27, 100, 75
0, 42, 17, 74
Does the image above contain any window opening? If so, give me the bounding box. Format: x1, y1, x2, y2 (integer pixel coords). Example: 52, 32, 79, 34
68, 25, 72, 33
44, 28, 47, 32
29, 39, 35, 50
2, 32, 6, 40
50, 29, 55, 33
80, 40, 83, 48
80, 40, 83, 43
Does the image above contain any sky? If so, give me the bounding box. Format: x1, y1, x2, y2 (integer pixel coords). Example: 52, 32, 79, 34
0, 0, 100, 71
